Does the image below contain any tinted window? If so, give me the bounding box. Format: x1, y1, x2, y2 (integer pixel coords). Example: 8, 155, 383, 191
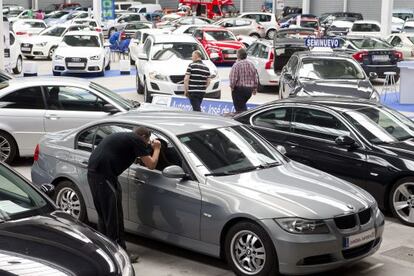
349, 37, 392, 49
298, 58, 365, 80
292, 108, 350, 141
247, 43, 258, 56
9, 33, 15, 45
287, 56, 299, 73
204, 30, 236, 41
151, 43, 207, 60
351, 23, 380, 32
253, 108, 292, 131
44, 86, 108, 111
40, 26, 66, 37
0, 87, 44, 109
77, 127, 97, 152
390, 36, 402, 46
257, 44, 269, 59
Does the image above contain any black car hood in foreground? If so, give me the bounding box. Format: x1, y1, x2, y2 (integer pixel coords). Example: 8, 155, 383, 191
374, 138, 414, 161
0, 211, 120, 276
298, 79, 373, 98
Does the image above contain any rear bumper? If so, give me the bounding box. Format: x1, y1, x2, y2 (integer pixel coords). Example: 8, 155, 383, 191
361, 64, 400, 78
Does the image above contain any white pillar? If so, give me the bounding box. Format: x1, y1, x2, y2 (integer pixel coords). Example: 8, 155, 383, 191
32, 0, 39, 10
381, 0, 393, 37
240, 0, 244, 13
272, 0, 277, 15
0, 0, 4, 70
93, 0, 102, 23
302, 0, 310, 15
343, 0, 348, 12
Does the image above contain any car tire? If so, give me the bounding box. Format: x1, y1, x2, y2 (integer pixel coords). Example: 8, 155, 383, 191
389, 177, 414, 227
13, 56, 23, 74
105, 59, 111, 71
130, 55, 135, 65
144, 80, 152, 103
224, 221, 279, 276
136, 72, 144, 95
48, 46, 57, 60
0, 131, 18, 164
53, 71, 61, 76
25, 56, 34, 60
53, 180, 87, 222
249, 33, 261, 39
98, 62, 105, 77
266, 29, 276, 39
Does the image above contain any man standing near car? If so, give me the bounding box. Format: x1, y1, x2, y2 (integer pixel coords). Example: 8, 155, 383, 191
87, 127, 161, 262
184, 50, 211, 112
229, 48, 258, 113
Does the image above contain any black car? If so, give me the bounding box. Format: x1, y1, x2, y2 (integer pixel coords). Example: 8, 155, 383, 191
335, 36, 403, 80
278, 50, 380, 100
0, 163, 134, 275
235, 97, 414, 226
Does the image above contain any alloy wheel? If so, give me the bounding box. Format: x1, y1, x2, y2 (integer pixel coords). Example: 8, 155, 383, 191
230, 230, 266, 275
56, 187, 82, 219
0, 136, 11, 162
393, 182, 414, 224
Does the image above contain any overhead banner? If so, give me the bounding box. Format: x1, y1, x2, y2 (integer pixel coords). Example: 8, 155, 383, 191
102, 0, 116, 20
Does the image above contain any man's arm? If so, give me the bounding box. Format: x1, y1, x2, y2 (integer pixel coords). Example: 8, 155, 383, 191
229, 64, 237, 91
184, 74, 190, 97
141, 140, 161, 170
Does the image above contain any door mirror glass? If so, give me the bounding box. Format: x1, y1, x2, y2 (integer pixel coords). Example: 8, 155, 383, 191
335, 135, 357, 147
103, 104, 119, 114
41, 183, 55, 196
369, 72, 378, 80
162, 165, 186, 179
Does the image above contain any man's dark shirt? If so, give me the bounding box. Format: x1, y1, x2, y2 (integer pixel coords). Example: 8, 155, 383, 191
88, 132, 151, 177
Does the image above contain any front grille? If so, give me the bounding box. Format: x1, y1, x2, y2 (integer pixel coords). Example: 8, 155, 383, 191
170, 75, 185, 84
342, 238, 380, 259
358, 208, 372, 225
65, 57, 87, 70
21, 43, 33, 54
334, 207, 372, 230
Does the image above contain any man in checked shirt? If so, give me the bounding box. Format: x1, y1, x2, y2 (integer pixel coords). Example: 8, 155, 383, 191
229, 48, 259, 113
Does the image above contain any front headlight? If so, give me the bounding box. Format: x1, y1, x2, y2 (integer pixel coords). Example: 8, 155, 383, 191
275, 218, 330, 234
35, 42, 47, 47
115, 246, 133, 276
90, 55, 101, 60
370, 91, 380, 102
149, 71, 168, 81
54, 55, 64, 60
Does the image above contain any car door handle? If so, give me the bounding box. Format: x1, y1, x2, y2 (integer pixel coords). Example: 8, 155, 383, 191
45, 114, 60, 120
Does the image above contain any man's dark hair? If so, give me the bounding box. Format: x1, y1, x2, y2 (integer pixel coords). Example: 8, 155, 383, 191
133, 127, 151, 140
237, 48, 247, 60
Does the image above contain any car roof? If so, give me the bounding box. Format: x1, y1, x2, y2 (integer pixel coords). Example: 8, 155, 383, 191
197, 26, 227, 31
151, 34, 197, 43
0, 77, 91, 92
110, 110, 241, 135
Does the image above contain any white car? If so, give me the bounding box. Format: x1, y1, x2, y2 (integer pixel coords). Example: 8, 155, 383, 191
238, 12, 279, 39
52, 31, 110, 76
61, 11, 91, 26
12, 19, 47, 39
8, 9, 32, 23
172, 24, 219, 35
135, 34, 221, 102
246, 39, 278, 91
129, 29, 170, 65
388, 33, 414, 60
236, 34, 258, 47
71, 19, 102, 32
20, 24, 94, 60
114, 1, 141, 12
102, 13, 147, 37
348, 20, 382, 38
402, 20, 414, 33
5, 32, 23, 74
392, 16, 405, 33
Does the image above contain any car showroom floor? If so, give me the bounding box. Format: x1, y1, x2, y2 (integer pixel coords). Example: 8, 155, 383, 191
11, 59, 414, 276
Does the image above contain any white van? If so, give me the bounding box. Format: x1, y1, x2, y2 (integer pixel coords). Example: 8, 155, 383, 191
114, 1, 141, 13
127, 4, 162, 14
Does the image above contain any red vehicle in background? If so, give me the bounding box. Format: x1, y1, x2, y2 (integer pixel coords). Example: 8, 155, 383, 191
179, 0, 238, 20
192, 26, 244, 64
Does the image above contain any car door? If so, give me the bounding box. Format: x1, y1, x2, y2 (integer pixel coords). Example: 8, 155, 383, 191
286, 106, 368, 186
137, 38, 152, 83
280, 55, 299, 98
0, 86, 46, 154
127, 130, 201, 240
73, 124, 132, 220
43, 85, 112, 133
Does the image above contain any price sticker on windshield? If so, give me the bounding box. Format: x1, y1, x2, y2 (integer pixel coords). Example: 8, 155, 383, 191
305, 38, 341, 48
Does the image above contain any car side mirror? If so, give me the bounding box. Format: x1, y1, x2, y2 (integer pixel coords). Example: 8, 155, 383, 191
41, 183, 55, 197
335, 135, 358, 147
276, 145, 287, 155
103, 104, 119, 114
369, 72, 378, 80
284, 72, 293, 81
210, 52, 219, 60
162, 165, 187, 179
138, 53, 148, 60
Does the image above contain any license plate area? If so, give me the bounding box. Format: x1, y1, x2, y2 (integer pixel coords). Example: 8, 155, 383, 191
372, 55, 389, 62
67, 62, 85, 67
343, 228, 376, 249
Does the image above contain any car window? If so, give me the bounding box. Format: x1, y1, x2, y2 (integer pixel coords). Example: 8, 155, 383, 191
292, 108, 350, 141
40, 26, 66, 37
349, 37, 392, 49
44, 86, 108, 112
143, 39, 152, 57
253, 107, 292, 131
257, 44, 269, 59
298, 57, 365, 80
77, 126, 98, 152
351, 23, 380, 32
0, 87, 44, 109
261, 14, 271, 22
204, 30, 236, 41
151, 43, 207, 60
93, 125, 132, 149
287, 56, 299, 73
9, 33, 15, 45
247, 43, 258, 56
390, 36, 402, 46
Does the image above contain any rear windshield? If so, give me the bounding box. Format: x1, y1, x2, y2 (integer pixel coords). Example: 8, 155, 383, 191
351, 23, 380, 32
299, 58, 365, 80
301, 21, 318, 29
63, 35, 100, 47
349, 38, 392, 49
205, 30, 236, 41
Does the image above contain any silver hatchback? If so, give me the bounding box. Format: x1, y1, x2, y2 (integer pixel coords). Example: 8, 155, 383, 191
0, 77, 139, 163
31, 111, 384, 276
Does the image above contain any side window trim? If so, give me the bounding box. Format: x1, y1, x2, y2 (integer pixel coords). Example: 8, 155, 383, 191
250, 106, 293, 133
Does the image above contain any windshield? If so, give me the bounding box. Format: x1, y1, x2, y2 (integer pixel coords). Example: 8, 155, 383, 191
343, 107, 414, 144
349, 38, 392, 49
299, 58, 365, 80
179, 126, 283, 176
90, 82, 134, 110
393, 12, 414, 20
351, 23, 380, 32
151, 43, 207, 60
0, 164, 51, 222
205, 30, 236, 41
301, 21, 319, 29
40, 26, 66, 37
63, 35, 100, 47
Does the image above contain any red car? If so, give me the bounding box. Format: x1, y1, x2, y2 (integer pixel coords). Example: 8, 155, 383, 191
192, 27, 244, 64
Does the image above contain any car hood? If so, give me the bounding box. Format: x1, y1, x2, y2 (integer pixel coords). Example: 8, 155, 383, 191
0, 211, 120, 275
148, 57, 217, 76
55, 46, 102, 57
23, 35, 60, 44
299, 79, 373, 98
209, 161, 375, 219
374, 138, 414, 160
207, 40, 244, 49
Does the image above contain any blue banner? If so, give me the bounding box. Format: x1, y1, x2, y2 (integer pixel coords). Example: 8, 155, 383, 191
305, 38, 340, 48
169, 96, 258, 115
102, 0, 115, 20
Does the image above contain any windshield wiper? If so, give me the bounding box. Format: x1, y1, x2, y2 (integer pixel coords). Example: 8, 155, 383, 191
205, 163, 281, 177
